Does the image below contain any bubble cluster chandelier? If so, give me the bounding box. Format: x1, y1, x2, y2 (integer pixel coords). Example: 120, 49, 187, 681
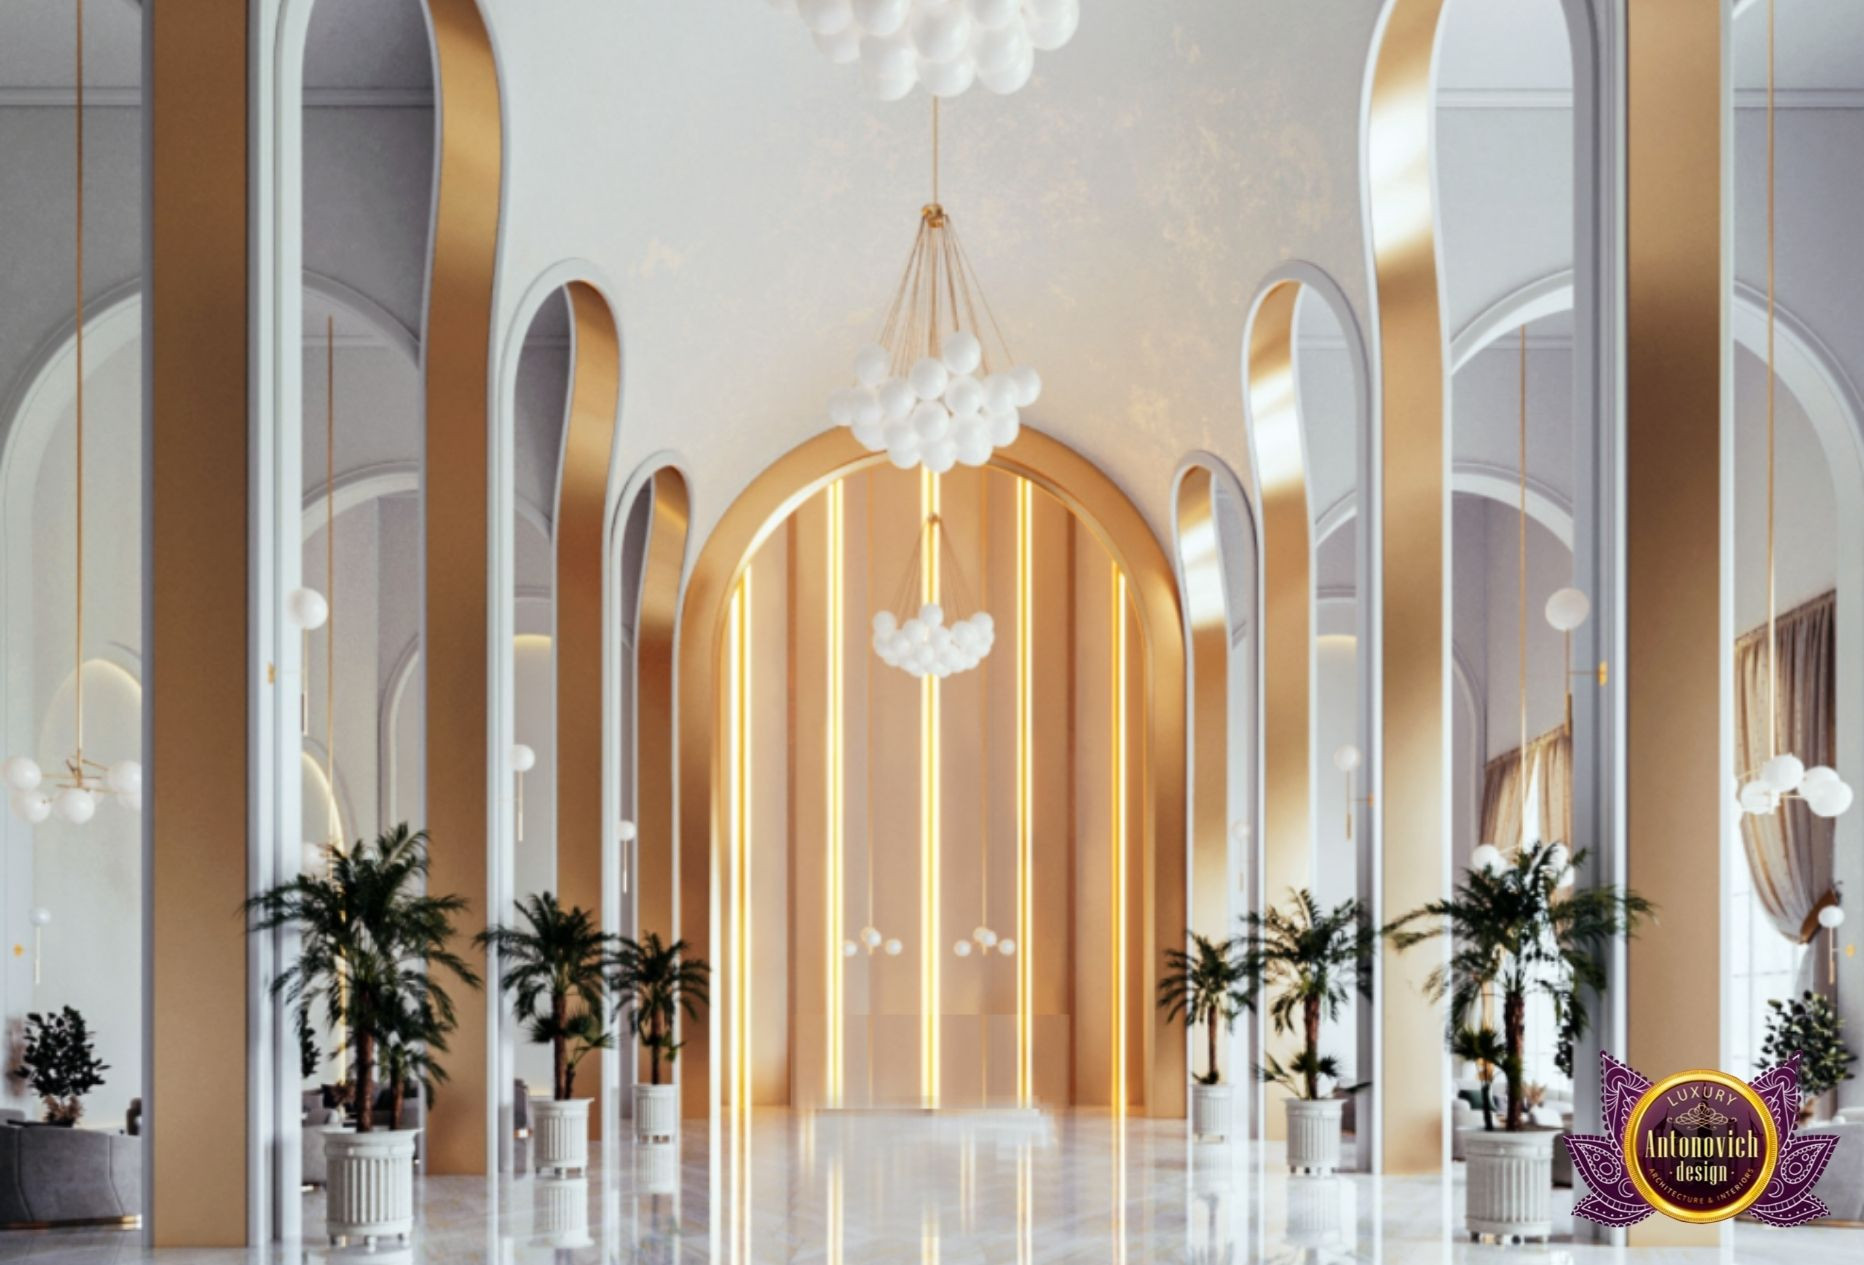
1736, 0, 1852, 824
772, 0, 1081, 100
4, 0, 141, 827
871, 514, 994, 680
828, 101, 1041, 473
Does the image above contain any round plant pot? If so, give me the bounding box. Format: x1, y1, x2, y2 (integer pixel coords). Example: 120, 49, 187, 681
531, 1175, 593, 1248
635, 1083, 678, 1143
1462, 1128, 1555, 1243
1190, 1081, 1234, 1142
531, 1097, 591, 1176
324, 1127, 419, 1247
636, 1139, 679, 1195
1284, 1097, 1345, 1175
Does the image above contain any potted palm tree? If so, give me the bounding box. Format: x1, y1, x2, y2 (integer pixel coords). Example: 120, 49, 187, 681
246, 824, 480, 1248
611, 932, 709, 1142
1391, 842, 1649, 1242
1239, 890, 1379, 1174
1159, 932, 1251, 1141
478, 892, 615, 1175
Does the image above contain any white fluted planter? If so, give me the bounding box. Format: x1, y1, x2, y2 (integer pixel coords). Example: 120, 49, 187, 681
1284, 1174, 1346, 1249
636, 1140, 679, 1195
532, 1098, 591, 1176
635, 1083, 678, 1143
1463, 1129, 1554, 1243
324, 1128, 418, 1247
1284, 1097, 1345, 1175
1190, 1082, 1234, 1142
531, 1176, 593, 1248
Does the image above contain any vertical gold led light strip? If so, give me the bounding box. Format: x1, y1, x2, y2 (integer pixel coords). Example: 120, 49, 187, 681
921, 470, 942, 1105
1015, 478, 1034, 1106
1112, 565, 1130, 1115
729, 573, 753, 1264
826, 482, 846, 1105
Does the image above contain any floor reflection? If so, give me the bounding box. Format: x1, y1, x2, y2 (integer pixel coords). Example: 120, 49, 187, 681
0, 1110, 1859, 1262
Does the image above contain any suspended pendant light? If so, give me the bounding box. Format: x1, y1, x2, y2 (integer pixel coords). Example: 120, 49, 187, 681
772, 0, 1080, 100
3, 0, 141, 826
871, 512, 994, 680
1737, 0, 1853, 822
830, 100, 1041, 472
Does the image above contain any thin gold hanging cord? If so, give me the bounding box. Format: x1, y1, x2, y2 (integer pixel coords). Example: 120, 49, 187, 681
1765, 0, 1780, 759
73, 0, 86, 763
1518, 324, 1529, 815
931, 97, 940, 207
326, 316, 339, 846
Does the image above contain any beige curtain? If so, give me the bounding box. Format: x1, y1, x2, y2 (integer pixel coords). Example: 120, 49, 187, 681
1735, 591, 1837, 943
1536, 728, 1572, 848
1480, 726, 1570, 851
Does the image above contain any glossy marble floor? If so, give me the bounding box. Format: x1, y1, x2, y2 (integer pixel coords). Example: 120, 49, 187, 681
1, 1110, 1859, 1263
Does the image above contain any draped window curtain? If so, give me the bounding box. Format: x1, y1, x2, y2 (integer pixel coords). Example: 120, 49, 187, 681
1478, 727, 1571, 850
1734, 591, 1837, 945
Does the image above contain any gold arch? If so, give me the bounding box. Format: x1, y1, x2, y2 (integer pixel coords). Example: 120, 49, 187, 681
676, 427, 1187, 1122
1367, 0, 1451, 1175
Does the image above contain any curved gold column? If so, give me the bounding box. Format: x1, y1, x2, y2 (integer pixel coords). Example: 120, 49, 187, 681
677, 427, 1186, 1122
1366, 0, 1451, 1175
634, 466, 690, 1028
1243, 283, 1312, 918
554, 281, 621, 1136
421, 0, 503, 1177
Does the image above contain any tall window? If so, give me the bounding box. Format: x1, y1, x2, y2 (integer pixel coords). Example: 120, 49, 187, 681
1724, 820, 1807, 1081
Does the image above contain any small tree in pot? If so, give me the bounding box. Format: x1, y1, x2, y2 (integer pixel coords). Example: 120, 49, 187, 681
246, 824, 480, 1247
1761, 991, 1856, 1122
1391, 842, 1650, 1239
1238, 890, 1379, 1174
478, 893, 616, 1173
611, 931, 709, 1141
11, 1006, 108, 1125
1159, 932, 1251, 1141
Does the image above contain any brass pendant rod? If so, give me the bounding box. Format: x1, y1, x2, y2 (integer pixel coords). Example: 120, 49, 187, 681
931, 97, 940, 207
1518, 324, 1529, 806
73, 0, 86, 762
1765, 0, 1779, 759
326, 316, 338, 844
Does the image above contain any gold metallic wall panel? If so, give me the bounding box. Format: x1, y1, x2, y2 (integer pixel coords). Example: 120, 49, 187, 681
1367, 0, 1451, 1175
421, 0, 502, 1176
148, 0, 249, 1243
1174, 467, 1231, 950
634, 466, 688, 1008
1625, 0, 1725, 1246
788, 498, 832, 1107
554, 282, 619, 1137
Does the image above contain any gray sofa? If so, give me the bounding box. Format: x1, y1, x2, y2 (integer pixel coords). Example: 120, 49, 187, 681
0, 1124, 142, 1226
1801, 1121, 1864, 1223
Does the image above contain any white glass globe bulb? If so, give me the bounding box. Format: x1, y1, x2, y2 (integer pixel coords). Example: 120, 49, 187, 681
987, 407, 1021, 447
970, 0, 1020, 30
852, 0, 910, 38
975, 20, 1030, 72
1801, 765, 1842, 793
920, 56, 977, 98
910, 399, 951, 444
1544, 587, 1591, 633
1738, 779, 1780, 815
54, 787, 96, 825
944, 374, 984, 417
1818, 903, 1846, 930
1807, 780, 1855, 819
618, 819, 639, 843
923, 437, 958, 474
286, 587, 329, 630
862, 926, 883, 949
1761, 753, 1806, 793
3, 755, 42, 793
873, 610, 898, 636
1008, 364, 1042, 407
954, 939, 973, 958
909, 356, 950, 401
843, 940, 859, 957
1025, 0, 1080, 51
511, 743, 537, 773
939, 330, 983, 377
879, 377, 916, 420
1470, 843, 1504, 876
1332, 745, 1361, 773
1229, 820, 1249, 844
883, 938, 903, 956
983, 373, 1018, 414
29, 906, 52, 928
954, 422, 993, 468
124, 789, 143, 814
107, 760, 143, 796
911, 3, 973, 63
815, 23, 863, 62
9, 790, 51, 824
920, 603, 944, 628
798, 0, 853, 36
997, 938, 1016, 957
979, 47, 1035, 94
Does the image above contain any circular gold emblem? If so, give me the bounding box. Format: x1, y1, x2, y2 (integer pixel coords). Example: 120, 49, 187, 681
1622, 1069, 1779, 1224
